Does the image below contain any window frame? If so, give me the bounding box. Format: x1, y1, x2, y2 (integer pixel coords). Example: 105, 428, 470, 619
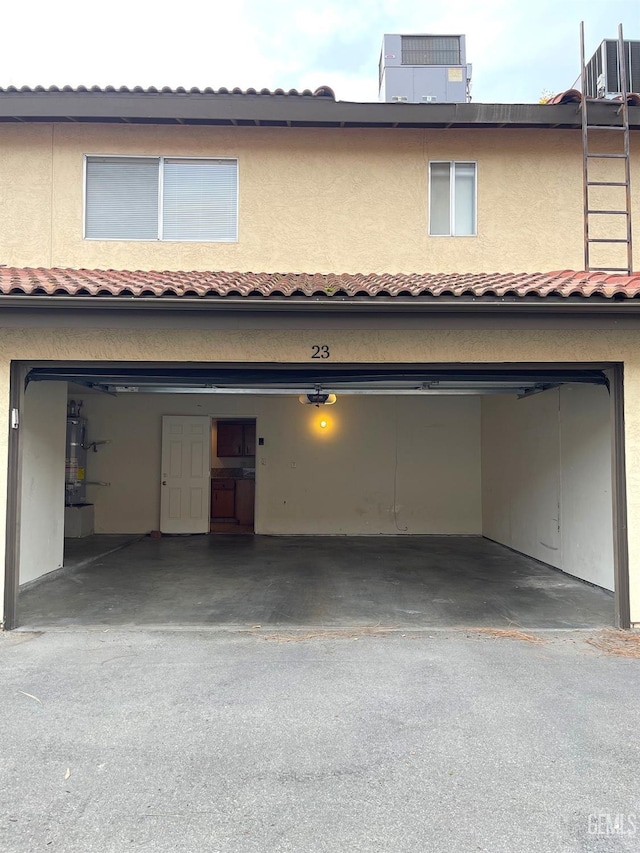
428, 160, 477, 238
82, 154, 239, 242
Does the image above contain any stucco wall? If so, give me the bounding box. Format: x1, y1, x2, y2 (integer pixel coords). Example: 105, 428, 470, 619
19, 381, 66, 585
0, 123, 638, 272
482, 384, 614, 590
1, 325, 640, 624
77, 392, 482, 536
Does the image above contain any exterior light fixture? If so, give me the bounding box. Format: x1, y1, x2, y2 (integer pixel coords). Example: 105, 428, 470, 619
319, 419, 328, 429
298, 391, 337, 407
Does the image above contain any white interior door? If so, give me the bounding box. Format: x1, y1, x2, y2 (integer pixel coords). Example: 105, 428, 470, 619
160, 416, 211, 534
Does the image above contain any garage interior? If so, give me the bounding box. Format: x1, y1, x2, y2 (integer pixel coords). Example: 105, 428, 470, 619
15, 363, 618, 629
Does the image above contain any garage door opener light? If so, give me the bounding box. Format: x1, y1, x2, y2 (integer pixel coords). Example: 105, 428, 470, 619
298, 390, 337, 407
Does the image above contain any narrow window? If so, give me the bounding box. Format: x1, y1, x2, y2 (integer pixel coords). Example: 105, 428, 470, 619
429, 161, 476, 236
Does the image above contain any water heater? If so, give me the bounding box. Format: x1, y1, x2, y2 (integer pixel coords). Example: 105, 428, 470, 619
65, 411, 88, 506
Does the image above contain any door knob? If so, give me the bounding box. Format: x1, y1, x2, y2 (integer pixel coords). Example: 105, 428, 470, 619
162, 480, 167, 485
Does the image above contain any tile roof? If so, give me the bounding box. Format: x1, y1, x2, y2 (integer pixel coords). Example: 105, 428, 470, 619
546, 88, 640, 106
0, 268, 639, 300
0, 84, 336, 98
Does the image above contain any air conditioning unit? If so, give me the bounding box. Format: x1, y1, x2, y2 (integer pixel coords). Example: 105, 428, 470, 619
585, 39, 640, 98
379, 33, 471, 104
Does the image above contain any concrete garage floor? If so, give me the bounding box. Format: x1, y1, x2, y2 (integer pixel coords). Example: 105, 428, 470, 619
18, 535, 614, 630
1, 629, 639, 853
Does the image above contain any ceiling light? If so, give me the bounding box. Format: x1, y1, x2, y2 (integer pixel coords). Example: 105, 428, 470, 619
298, 392, 337, 406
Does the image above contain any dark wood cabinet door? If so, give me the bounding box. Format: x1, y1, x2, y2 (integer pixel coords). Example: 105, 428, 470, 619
216, 422, 244, 457
235, 480, 255, 526
243, 424, 256, 456
211, 486, 235, 519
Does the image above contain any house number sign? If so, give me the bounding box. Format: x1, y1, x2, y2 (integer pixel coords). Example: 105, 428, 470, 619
311, 345, 331, 359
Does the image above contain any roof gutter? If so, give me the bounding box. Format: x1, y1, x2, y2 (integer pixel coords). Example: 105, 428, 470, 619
1, 295, 640, 313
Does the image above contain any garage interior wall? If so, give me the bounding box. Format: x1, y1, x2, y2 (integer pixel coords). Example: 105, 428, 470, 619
19, 381, 67, 584
481, 384, 614, 590
76, 392, 483, 536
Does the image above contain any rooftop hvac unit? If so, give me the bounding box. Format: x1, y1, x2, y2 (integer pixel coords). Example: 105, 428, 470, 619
584, 39, 640, 98
378, 34, 472, 104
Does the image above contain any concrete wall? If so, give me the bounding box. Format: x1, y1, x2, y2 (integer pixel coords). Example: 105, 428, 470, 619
0, 123, 638, 272
19, 382, 67, 585
481, 385, 614, 590
77, 392, 482, 536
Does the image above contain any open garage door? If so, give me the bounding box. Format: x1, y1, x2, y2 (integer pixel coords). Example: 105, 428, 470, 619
9, 361, 627, 630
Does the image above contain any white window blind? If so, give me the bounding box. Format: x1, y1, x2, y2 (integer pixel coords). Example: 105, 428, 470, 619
429, 163, 451, 236
429, 161, 476, 236
85, 156, 238, 241
162, 159, 238, 241
85, 157, 159, 239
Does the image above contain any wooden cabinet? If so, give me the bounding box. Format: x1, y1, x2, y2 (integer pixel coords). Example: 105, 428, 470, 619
242, 424, 256, 457
216, 422, 256, 458
235, 479, 255, 526
211, 479, 236, 519
216, 422, 244, 457
210, 476, 255, 528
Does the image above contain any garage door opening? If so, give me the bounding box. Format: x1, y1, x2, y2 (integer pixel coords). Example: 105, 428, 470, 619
8, 361, 627, 630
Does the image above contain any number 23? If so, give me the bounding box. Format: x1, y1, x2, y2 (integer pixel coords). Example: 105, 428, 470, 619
311, 345, 330, 359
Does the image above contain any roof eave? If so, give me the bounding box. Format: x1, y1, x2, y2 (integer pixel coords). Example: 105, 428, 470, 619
0, 93, 638, 129
1, 295, 639, 312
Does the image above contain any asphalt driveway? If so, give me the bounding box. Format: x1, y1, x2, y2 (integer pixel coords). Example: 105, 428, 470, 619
1, 627, 639, 853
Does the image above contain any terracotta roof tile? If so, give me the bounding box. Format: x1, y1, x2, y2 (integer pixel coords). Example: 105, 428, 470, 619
546, 88, 640, 106
0, 268, 639, 300
0, 84, 336, 99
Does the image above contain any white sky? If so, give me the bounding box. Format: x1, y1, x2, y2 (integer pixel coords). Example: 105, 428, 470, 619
1, 0, 638, 102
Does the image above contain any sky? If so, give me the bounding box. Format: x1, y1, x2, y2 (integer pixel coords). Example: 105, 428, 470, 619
1, 0, 638, 103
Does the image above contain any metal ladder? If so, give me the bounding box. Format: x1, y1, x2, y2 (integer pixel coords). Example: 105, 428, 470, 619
580, 22, 633, 274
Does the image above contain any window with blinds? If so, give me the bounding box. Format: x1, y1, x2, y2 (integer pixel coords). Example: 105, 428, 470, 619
85, 156, 238, 241
429, 162, 476, 237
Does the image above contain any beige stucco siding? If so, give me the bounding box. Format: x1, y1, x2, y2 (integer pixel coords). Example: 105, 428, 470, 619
0, 124, 54, 267
0, 123, 638, 272
0, 325, 638, 625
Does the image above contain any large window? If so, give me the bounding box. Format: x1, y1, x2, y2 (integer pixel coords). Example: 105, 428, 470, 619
84, 156, 238, 241
429, 161, 476, 236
